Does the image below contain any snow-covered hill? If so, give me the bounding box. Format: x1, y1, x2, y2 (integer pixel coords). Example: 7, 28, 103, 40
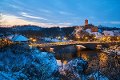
0, 44, 60, 80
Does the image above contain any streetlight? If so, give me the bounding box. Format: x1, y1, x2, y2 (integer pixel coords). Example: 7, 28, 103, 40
64, 37, 67, 41
94, 37, 96, 42
58, 36, 61, 42
33, 39, 36, 43
107, 37, 111, 42
29, 43, 33, 49
117, 37, 119, 42
29, 37, 33, 40
57, 36, 60, 40
29, 37, 33, 43
77, 36, 80, 41
85, 37, 88, 41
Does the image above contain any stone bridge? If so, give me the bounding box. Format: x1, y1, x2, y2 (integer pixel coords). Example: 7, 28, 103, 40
33, 41, 120, 53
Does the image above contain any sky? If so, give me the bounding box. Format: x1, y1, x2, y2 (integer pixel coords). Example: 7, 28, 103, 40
0, 0, 120, 27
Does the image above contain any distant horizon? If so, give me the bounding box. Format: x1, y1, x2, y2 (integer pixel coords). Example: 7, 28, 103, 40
0, 24, 119, 28
0, 0, 120, 28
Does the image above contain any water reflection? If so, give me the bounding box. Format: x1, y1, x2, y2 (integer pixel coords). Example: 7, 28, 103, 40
55, 49, 120, 79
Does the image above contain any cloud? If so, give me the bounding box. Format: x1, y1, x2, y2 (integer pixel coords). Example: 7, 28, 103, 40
9, 4, 22, 9
58, 23, 72, 25
104, 22, 108, 23
39, 9, 51, 13
0, 2, 22, 9
110, 21, 120, 24
97, 22, 101, 23
21, 12, 48, 20
72, 17, 82, 20
1, 14, 53, 27
60, 11, 73, 15
90, 16, 95, 19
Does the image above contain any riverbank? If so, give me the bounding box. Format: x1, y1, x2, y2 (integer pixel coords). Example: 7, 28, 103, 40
55, 48, 120, 80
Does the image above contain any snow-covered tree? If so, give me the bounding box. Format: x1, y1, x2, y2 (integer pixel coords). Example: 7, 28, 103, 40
73, 27, 95, 41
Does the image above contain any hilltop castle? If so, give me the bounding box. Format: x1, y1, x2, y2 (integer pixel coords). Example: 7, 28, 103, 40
76, 19, 98, 32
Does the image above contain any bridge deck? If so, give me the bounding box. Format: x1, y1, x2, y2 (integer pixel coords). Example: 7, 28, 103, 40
30, 41, 120, 52
32, 41, 120, 47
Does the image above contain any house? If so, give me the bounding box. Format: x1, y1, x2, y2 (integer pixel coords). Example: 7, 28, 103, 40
103, 31, 117, 41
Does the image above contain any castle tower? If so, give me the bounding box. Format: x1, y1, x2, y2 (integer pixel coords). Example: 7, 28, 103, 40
85, 19, 88, 25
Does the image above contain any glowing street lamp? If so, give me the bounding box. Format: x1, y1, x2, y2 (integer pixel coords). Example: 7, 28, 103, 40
94, 37, 96, 41
117, 37, 120, 42
64, 37, 67, 41
102, 37, 106, 42
85, 37, 88, 39
77, 36, 80, 39
29, 37, 33, 42
107, 37, 111, 42
85, 37, 88, 41
29, 43, 33, 49
29, 37, 33, 40
58, 36, 61, 40
33, 39, 36, 43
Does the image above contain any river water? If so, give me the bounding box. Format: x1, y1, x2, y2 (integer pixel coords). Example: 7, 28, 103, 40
55, 48, 120, 80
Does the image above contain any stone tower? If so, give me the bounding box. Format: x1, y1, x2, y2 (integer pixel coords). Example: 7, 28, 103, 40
85, 19, 88, 25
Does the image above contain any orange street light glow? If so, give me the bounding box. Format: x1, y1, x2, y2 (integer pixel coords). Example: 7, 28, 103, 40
33, 39, 36, 42
29, 38, 33, 40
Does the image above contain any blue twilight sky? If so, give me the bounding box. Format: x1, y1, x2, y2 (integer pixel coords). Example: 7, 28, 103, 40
0, 0, 120, 27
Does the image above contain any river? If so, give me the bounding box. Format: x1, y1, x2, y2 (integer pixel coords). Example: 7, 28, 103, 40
55, 48, 120, 80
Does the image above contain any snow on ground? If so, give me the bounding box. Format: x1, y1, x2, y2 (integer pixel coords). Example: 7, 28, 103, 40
57, 58, 109, 80
102, 49, 120, 55
56, 60, 66, 75
0, 44, 60, 80
103, 31, 114, 36
85, 29, 92, 34
87, 71, 109, 80
44, 37, 67, 42
85, 29, 103, 38
74, 28, 103, 39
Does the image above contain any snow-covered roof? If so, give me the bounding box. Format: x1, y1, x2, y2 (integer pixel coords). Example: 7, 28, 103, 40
113, 30, 120, 36
86, 29, 103, 38
11, 35, 29, 41
85, 29, 92, 33
92, 32, 103, 38
103, 31, 114, 36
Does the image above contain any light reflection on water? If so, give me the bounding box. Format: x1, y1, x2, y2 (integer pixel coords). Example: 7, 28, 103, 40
55, 49, 120, 79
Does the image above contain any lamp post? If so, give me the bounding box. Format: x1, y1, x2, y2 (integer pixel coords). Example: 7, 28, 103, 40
94, 37, 96, 42
77, 36, 80, 41
33, 39, 36, 43
85, 37, 88, 42
64, 37, 67, 42
57, 36, 61, 42
29, 37, 33, 43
